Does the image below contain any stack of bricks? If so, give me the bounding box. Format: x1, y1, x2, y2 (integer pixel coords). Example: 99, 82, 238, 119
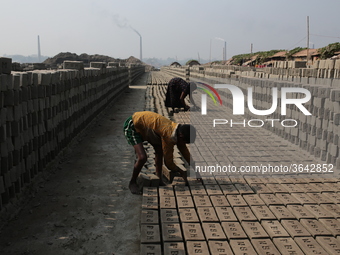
161, 67, 340, 170
0, 58, 143, 210
233, 77, 340, 169
164, 60, 340, 87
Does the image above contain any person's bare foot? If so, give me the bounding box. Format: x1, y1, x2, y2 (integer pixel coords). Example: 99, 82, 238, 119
177, 169, 188, 184
129, 181, 141, 195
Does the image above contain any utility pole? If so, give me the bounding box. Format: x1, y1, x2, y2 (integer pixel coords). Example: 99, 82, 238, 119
209, 39, 212, 62
306, 16, 310, 67
224, 41, 227, 62
250, 43, 253, 54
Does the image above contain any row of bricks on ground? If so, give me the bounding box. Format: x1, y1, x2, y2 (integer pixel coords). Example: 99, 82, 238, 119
141, 237, 340, 255
140, 191, 340, 253
142, 194, 340, 220
195, 173, 340, 185
142, 176, 340, 195
143, 204, 340, 229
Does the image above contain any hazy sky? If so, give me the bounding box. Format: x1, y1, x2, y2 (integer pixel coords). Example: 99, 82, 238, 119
1, 0, 340, 62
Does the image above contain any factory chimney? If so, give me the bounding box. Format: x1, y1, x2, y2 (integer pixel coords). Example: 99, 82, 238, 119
38, 35, 41, 63
140, 36, 142, 62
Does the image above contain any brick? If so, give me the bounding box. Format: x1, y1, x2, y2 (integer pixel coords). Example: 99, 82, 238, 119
208, 240, 233, 255
233, 206, 257, 221
186, 241, 209, 255
280, 183, 304, 193
306, 192, 334, 204
295, 183, 322, 193
300, 218, 332, 237
142, 196, 158, 210
215, 206, 237, 222
197, 207, 218, 222
202, 223, 226, 240
260, 193, 284, 206
234, 183, 254, 194
209, 195, 230, 207
251, 205, 276, 221
221, 222, 247, 239
261, 220, 290, 238
315, 236, 340, 254
326, 193, 340, 204
140, 244, 161, 255
161, 209, 179, 223
281, 220, 311, 237
176, 195, 194, 208
304, 204, 335, 219
178, 208, 199, 223
294, 237, 327, 254
141, 210, 159, 225
159, 186, 174, 197
215, 176, 231, 185
142, 187, 158, 197
241, 221, 269, 239
0, 57, 12, 74
193, 195, 212, 207
63, 61, 84, 70
140, 225, 161, 243
202, 177, 217, 185
319, 218, 340, 236
243, 194, 265, 206
182, 223, 205, 241
272, 237, 304, 255
250, 183, 272, 193
226, 195, 247, 207
189, 185, 207, 195
205, 184, 223, 195
291, 192, 317, 204
286, 204, 316, 219
163, 242, 185, 255
174, 185, 191, 196
229, 239, 257, 255
160, 196, 176, 209
275, 193, 300, 205
229, 176, 247, 184
162, 223, 183, 242
220, 184, 239, 195
251, 239, 281, 255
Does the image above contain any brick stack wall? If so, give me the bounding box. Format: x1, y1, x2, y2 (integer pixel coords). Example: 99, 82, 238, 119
162, 66, 340, 169
0, 57, 144, 210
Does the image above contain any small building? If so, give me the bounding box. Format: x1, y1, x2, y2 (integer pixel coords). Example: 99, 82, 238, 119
170, 61, 181, 67
242, 55, 258, 66
291, 48, 320, 62
270, 51, 288, 61
186, 60, 200, 66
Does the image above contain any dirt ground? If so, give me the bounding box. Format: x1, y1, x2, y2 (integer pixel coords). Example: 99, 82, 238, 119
0, 75, 150, 255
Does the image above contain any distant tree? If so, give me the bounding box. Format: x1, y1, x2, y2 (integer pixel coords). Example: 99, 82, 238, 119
318, 42, 340, 59
286, 47, 306, 60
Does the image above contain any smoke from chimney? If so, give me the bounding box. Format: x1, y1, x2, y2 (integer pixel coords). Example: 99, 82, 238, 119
111, 14, 142, 61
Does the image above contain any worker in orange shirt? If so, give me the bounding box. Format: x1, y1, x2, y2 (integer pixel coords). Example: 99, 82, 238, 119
123, 111, 196, 194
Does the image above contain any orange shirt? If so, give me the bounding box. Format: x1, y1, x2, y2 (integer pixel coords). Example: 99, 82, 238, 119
132, 111, 190, 170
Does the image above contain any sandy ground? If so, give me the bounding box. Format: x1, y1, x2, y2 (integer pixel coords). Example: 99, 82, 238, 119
0, 75, 149, 255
